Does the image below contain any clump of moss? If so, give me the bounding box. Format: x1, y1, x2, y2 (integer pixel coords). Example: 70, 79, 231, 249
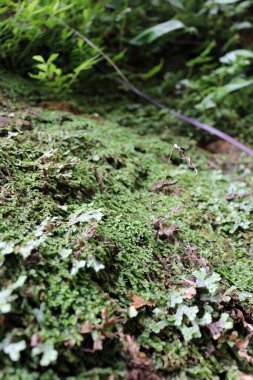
0, 81, 253, 379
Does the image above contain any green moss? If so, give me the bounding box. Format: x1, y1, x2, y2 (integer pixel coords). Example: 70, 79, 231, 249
0, 81, 253, 379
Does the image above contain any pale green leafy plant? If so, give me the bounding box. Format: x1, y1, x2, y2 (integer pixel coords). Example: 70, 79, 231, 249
185, 49, 253, 111
0, 276, 27, 314
68, 207, 104, 226
131, 19, 185, 45
0, 334, 26, 362
30, 53, 99, 93
193, 268, 221, 294
32, 341, 58, 366
154, 269, 233, 342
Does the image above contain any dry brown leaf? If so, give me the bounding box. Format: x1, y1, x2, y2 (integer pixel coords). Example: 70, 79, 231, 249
125, 335, 146, 359
83, 221, 98, 239
0, 116, 13, 128
94, 167, 105, 192
16, 118, 32, 129
130, 294, 153, 309
80, 321, 93, 334
207, 320, 226, 340
230, 308, 253, 333
185, 244, 209, 268
182, 285, 196, 300
236, 333, 253, 363
225, 192, 251, 201
119, 333, 161, 379
64, 337, 75, 348
206, 140, 240, 155
101, 317, 116, 330
229, 331, 238, 342
161, 225, 179, 238
149, 180, 178, 193
30, 333, 40, 347
125, 369, 161, 380
244, 320, 253, 333
102, 307, 108, 320
239, 371, 253, 380
154, 222, 179, 240
0, 116, 32, 129
93, 337, 103, 351
38, 101, 82, 114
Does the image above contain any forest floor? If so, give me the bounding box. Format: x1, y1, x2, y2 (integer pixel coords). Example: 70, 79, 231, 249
0, 71, 253, 380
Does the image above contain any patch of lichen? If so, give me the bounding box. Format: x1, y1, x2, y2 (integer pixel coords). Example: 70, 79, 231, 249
0, 77, 253, 379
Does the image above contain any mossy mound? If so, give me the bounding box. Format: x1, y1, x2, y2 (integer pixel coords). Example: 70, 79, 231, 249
0, 85, 253, 379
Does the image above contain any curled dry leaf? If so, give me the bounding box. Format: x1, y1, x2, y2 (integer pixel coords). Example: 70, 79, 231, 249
185, 244, 209, 269
121, 334, 160, 380
100, 308, 117, 330
154, 221, 180, 240
94, 167, 105, 192
230, 308, 253, 333
101, 317, 116, 330
171, 144, 198, 174
149, 180, 178, 193
81, 321, 105, 352
83, 221, 98, 239
123, 334, 146, 359
161, 225, 180, 239
130, 294, 154, 309
236, 333, 253, 363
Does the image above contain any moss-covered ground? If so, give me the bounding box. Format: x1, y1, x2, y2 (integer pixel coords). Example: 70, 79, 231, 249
0, 73, 253, 379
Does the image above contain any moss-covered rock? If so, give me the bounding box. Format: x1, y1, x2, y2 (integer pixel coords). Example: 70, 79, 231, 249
0, 78, 253, 379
